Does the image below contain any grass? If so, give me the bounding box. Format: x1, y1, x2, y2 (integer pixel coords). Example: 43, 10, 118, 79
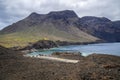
0, 31, 42, 47
0, 25, 98, 48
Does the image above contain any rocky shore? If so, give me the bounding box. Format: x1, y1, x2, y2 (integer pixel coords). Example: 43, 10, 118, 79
0, 45, 120, 80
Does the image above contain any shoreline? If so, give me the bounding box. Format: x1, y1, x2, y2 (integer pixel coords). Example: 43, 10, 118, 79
11, 40, 104, 51
21, 42, 120, 57
18, 40, 105, 54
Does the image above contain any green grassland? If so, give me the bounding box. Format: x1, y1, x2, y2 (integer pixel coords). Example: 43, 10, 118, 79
0, 25, 98, 48
0, 34, 38, 48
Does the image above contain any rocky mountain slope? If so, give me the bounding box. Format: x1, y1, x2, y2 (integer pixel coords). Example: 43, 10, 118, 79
77, 16, 120, 42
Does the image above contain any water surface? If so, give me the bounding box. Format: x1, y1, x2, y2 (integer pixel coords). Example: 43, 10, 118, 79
30, 42, 120, 56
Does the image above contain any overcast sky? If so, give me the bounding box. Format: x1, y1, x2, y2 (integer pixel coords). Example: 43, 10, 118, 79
0, 0, 120, 30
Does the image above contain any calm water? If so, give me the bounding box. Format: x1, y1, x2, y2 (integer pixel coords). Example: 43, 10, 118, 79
30, 43, 120, 56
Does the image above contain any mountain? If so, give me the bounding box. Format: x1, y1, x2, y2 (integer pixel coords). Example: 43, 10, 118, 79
0, 10, 99, 47
0, 10, 120, 47
76, 16, 120, 42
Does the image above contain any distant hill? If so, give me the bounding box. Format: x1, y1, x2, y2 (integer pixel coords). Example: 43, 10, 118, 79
0, 10, 120, 47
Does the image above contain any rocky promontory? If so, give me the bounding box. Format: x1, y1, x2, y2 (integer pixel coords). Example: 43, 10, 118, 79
21, 40, 58, 50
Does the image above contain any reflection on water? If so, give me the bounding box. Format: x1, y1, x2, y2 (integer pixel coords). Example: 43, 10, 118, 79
30, 43, 120, 56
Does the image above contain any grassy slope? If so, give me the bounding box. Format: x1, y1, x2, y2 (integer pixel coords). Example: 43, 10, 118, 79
0, 25, 98, 48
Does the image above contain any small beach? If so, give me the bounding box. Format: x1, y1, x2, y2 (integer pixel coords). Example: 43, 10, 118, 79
24, 54, 79, 63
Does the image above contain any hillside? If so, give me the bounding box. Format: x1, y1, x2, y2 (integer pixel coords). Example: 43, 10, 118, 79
0, 10, 99, 47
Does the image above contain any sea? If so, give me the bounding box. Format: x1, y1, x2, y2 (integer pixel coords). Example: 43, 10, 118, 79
29, 42, 120, 56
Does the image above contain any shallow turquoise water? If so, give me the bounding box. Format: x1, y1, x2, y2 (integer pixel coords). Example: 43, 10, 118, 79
30, 42, 120, 56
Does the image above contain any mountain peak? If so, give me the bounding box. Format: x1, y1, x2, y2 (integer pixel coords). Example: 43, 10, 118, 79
26, 10, 78, 21
29, 12, 39, 16
47, 10, 78, 19
26, 12, 45, 21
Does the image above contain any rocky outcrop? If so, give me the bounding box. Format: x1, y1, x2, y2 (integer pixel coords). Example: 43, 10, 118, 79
21, 40, 58, 51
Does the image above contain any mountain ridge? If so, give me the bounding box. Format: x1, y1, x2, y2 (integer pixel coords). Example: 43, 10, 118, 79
77, 16, 120, 42
0, 10, 120, 47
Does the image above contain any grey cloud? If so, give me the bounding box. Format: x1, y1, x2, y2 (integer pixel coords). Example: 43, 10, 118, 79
0, 0, 120, 30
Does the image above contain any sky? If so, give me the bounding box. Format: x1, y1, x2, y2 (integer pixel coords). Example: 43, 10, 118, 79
0, 0, 120, 30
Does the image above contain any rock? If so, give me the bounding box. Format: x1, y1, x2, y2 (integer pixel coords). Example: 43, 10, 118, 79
21, 40, 58, 51
52, 52, 82, 56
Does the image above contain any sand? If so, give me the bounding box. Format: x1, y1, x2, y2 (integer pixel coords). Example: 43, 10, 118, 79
24, 55, 79, 63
